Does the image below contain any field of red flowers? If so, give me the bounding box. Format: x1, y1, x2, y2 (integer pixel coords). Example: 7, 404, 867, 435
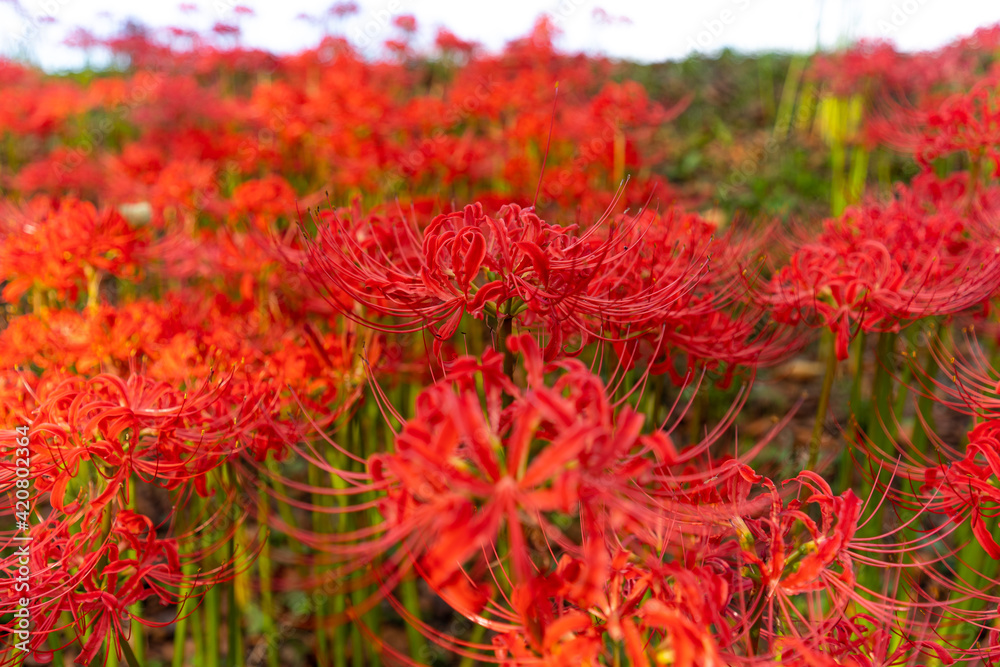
2, 9, 1000, 667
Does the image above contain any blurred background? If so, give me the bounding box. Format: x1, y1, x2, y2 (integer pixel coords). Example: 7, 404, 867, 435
3, 0, 1000, 71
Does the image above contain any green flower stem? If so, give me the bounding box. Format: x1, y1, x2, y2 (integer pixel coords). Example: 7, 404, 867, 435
908, 344, 939, 458
390, 383, 426, 662
330, 445, 350, 667
361, 399, 383, 667
307, 460, 331, 667
456, 621, 489, 667
808, 329, 838, 471
346, 418, 365, 667
831, 137, 846, 216
256, 491, 279, 667
687, 386, 704, 448
204, 581, 220, 667
124, 487, 146, 665
48, 627, 64, 667
773, 55, 806, 138
838, 330, 867, 494
846, 147, 869, 205
172, 501, 195, 667
227, 531, 244, 667
858, 332, 898, 598
399, 576, 426, 661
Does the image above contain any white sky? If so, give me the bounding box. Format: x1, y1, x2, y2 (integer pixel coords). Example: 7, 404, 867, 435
1, 0, 999, 70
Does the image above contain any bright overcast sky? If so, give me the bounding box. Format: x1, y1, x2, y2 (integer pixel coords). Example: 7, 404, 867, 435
2, 0, 999, 70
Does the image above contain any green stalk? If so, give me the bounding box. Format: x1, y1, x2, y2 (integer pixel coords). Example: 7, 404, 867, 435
391, 384, 426, 663
868, 331, 896, 473
456, 621, 488, 667
120, 637, 142, 667
350, 583, 365, 667
194, 587, 205, 664
774, 55, 806, 138
399, 577, 426, 660
172, 505, 195, 667
847, 147, 869, 205
330, 445, 350, 667
362, 400, 383, 667
908, 343, 939, 457
205, 582, 220, 667
808, 329, 838, 471
948, 521, 998, 649
858, 332, 897, 597
332, 587, 348, 667
687, 387, 704, 448
227, 530, 244, 667
48, 626, 64, 667
124, 485, 146, 665
265, 457, 304, 553
257, 491, 279, 667
347, 418, 366, 667
500, 312, 514, 380
838, 330, 867, 494
831, 137, 846, 216
885, 335, 938, 654
308, 461, 331, 667
221, 464, 245, 667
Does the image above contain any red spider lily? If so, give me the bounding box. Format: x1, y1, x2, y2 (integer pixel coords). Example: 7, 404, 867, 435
0, 364, 288, 662
297, 200, 716, 359
0, 496, 244, 664
275, 335, 678, 590
590, 211, 802, 384
229, 175, 297, 230
919, 430, 1000, 559
0, 280, 369, 427
913, 75, 1000, 177
886, 337, 1000, 559
808, 35, 996, 105
262, 334, 851, 665
0, 197, 145, 305
252, 333, 679, 589
766, 173, 1000, 360
737, 471, 860, 599
366, 460, 876, 665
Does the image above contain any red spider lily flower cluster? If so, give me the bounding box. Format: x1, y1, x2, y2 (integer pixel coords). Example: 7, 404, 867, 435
276, 333, 992, 665
914, 75, 1000, 176
0, 369, 290, 662
0, 198, 145, 305
883, 335, 1000, 562
766, 172, 1000, 360
297, 200, 797, 373
297, 202, 702, 348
